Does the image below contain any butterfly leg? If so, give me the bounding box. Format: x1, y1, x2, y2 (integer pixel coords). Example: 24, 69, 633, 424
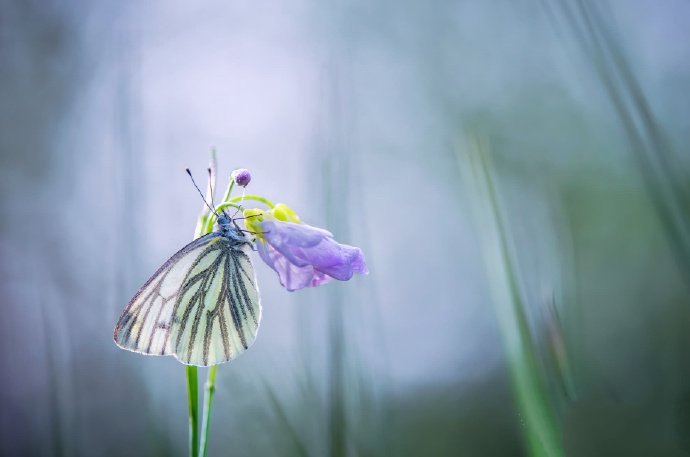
232, 214, 261, 222
230, 204, 245, 219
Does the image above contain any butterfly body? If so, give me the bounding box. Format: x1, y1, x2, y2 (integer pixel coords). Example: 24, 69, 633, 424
214, 213, 248, 244
114, 211, 261, 366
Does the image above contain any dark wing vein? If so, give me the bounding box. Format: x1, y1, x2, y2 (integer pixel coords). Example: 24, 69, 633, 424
117, 235, 261, 366
174, 247, 226, 363
231, 253, 259, 325
114, 233, 222, 353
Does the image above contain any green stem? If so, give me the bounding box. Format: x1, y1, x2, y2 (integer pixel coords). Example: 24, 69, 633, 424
227, 194, 275, 208
199, 365, 218, 457
220, 179, 235, 205
197, 181, 263, 455
187, 152, 217, 457
186, 365, 200, 457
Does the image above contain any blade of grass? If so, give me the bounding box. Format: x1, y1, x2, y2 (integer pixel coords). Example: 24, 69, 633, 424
542, 0, 690, 288
262, 381, 311, 457
328, 298, 346, 457
458, 133, 564, 457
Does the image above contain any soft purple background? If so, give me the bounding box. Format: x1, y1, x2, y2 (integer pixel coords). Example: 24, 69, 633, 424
1, 1, 689, 455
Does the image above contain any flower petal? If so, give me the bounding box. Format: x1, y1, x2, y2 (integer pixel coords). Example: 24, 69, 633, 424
292, 240, 367, 281
262, 221, 333, 248
257, 240, 332, 291
256, 219, 368, 291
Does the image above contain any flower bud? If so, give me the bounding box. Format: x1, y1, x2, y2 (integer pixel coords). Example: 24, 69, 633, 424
270, 203, 301, 223
231, 168, 251, 187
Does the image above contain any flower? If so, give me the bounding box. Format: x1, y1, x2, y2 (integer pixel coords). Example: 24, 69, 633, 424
244, 204, 368, 291
231, 168, 251, 187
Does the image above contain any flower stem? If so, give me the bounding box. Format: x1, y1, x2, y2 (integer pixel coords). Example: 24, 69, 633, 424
226, 194, 275, 208
199, 365, 218, 457
187, 151, 217, 457
186, 365, 200, 457
196, 176, 253, 456
217, 195, 275, 212
220, 179, 235, 205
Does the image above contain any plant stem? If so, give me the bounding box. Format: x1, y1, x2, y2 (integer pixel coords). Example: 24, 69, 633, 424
199, 365, 218, 457
221, 179, 235, 205
197, 176, 245, 456
187, 151, 217, 457
216, 195, 275, 214
186, 365, 200, 457
226, 194, 275, 208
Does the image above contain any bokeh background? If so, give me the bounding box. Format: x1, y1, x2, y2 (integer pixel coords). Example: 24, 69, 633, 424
2, 1, 690, 456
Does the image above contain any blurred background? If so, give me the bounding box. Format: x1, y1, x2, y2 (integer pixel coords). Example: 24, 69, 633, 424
1, 0, 690, 456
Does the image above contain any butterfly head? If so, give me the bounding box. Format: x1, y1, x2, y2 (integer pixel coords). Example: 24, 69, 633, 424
216, 213, 231, 228
216, 212, 235, 234
215, 211, 248, 244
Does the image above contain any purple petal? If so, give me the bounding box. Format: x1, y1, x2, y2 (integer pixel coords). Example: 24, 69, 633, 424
292, 241, 367, 281
257, 240, 332, 291
262, 221, 333, 248
260, 221, 329, 268
256, 220, 368, 291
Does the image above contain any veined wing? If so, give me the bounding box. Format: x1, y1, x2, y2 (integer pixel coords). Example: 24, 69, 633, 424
170, 240, 261, 365
114, 233, 262, 366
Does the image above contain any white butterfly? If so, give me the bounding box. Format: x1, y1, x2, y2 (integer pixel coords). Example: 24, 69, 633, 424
114, 213, 261, 366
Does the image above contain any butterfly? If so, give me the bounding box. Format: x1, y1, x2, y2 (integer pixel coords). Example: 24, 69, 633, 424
113, 212, 262, 366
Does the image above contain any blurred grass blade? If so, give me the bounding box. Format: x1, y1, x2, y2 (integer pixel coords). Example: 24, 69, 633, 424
194, 148, 218, 237
262, 381, 311, 457
457, 133, 563, 457
542, 0, 690, 288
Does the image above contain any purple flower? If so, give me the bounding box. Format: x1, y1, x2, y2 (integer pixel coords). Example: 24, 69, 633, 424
232, 168, 251, 187
255, 220, 368, 291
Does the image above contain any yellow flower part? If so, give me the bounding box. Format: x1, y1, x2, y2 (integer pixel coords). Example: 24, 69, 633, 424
244, 204, 301, 240
270, 203, 301, 223
243, 208, 266, 238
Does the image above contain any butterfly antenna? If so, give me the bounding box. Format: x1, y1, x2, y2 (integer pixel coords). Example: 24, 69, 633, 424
186, 168, 218, 217
206, 167, 219, 213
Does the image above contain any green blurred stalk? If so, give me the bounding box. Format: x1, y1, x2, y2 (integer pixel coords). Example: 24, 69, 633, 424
200, 365, 218, 457
459, 135, 563, 457
187, 366, 200, 457
328, 299, 346, 457
542, 0, 690, 288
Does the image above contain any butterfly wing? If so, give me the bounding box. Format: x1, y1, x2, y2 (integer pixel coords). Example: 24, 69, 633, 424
114, 233, 262, 366
169, 240, 261, 365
